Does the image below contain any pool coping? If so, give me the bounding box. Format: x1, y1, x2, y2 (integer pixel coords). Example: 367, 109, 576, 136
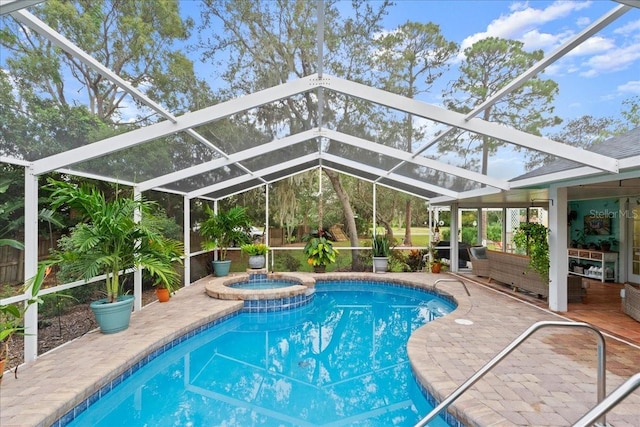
1, 272, 639, 426
204, 270, 315, 300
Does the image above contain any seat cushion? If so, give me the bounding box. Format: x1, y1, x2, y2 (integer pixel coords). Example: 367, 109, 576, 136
470, 246, 487, 259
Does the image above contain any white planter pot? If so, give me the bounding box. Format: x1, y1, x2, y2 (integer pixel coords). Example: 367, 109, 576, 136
372, 256, 388, 273
248, 255, 265, 269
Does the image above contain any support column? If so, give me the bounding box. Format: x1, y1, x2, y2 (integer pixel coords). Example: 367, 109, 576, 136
450, 203, 459, 273
23, 167, 38, 363
549, 186, 568, 312
133, 187, 142, 312
501, 208, 507, 252
372, 184, 377, 273
477, 207, 483, 245
183, 195, 191, 286
265, 184, 270, 270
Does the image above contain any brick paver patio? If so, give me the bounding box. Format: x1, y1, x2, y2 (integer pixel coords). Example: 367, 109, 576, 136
1, 272, 638, 426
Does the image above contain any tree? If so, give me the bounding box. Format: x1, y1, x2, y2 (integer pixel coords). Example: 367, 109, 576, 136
619, 96, 640, 131
373, 22, 457, 245
0, 0, 216, 179
526, 115, 616, 170
198, 0, 394, 270
0, 0, 200, 121
441, 37, 561, 177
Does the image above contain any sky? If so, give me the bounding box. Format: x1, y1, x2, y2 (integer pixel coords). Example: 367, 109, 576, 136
177, 0, 640, 124
360, 0, 640, 178
370, 0, 640, 120
176, 0, 640, 179
2, 0, 639, 181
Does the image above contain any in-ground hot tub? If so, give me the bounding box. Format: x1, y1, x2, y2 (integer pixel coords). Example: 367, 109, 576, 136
205, 270, 315, 312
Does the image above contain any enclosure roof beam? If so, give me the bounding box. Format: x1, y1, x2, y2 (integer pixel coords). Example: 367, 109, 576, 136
510, 167, 605, 189
32, 76, 318, 175
614, 0, 640, 8
467, 3, 631, 120
429, 187, 503, 205
137, 130, 318, 192
321, 153, 459, 198
189, 153, 320, 199
321, 129, 510, 190
0, 0, 44, 15
12, 10, 178, 124
407, 2, 631, 159
11, 10, 231, 160
513, 168, 640, 190
321, 75, 619, 173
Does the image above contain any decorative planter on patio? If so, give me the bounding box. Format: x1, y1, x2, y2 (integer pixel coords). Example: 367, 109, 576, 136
248, 255, 266, 269
89, 295, 134, 334
155, 288, 170, 302
373, 256, 389, 273
212, 260, 232, 277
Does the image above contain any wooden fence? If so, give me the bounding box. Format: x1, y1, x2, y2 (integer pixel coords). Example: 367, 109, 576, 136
0, 236, 58, 285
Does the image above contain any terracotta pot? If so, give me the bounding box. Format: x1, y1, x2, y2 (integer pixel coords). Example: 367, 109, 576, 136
313, 265, 326, 273
431, 263, 442, 274
156, 288, 170, 302
0, 357, 6, 385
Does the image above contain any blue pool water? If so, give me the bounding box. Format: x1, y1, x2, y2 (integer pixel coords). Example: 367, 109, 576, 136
230, 279, 298, 290
66, 282, 456, 426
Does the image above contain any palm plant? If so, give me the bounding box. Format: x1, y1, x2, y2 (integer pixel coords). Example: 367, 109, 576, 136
199, 205, 252, 261
47, 179, 183, 304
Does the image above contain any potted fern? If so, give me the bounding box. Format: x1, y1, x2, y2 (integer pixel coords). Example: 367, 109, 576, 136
241, 243, 269, 269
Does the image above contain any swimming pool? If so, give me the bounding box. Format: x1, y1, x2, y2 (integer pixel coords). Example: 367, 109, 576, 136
229, 278, 299, 290
65, 281, 456, 426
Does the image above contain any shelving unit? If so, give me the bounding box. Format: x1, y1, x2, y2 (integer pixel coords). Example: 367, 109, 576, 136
568, 249, 617, 282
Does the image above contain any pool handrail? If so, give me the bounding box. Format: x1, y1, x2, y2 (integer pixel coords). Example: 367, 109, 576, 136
432, 278, 470, 296
414, 320, 607, 427
572, 372, 640, 427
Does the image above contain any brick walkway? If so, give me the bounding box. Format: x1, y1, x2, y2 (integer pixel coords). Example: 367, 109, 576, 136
1, 272, 639, 426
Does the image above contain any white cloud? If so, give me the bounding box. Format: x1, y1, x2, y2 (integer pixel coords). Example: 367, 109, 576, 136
618, 80, 640, 95
580, 43, 640, 77
566, 36, 616, 57
460, 0, 591, 52
520, 29, 573, 51
576, 16, 591, 27
614, 19, 640, 36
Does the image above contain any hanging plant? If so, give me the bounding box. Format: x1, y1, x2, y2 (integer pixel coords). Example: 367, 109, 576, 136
513, 222, 550, 282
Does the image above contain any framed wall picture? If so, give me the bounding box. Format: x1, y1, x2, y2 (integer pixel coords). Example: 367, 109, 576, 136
584, 215, 611, 235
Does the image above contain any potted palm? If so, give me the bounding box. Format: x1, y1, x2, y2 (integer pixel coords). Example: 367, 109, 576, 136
241, 243, 269, 269
372, 233, 391, 273
47, 179, 184, 333
199, 206, 252, 276
150, 238, 185, 302
303, 231, 339, 273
